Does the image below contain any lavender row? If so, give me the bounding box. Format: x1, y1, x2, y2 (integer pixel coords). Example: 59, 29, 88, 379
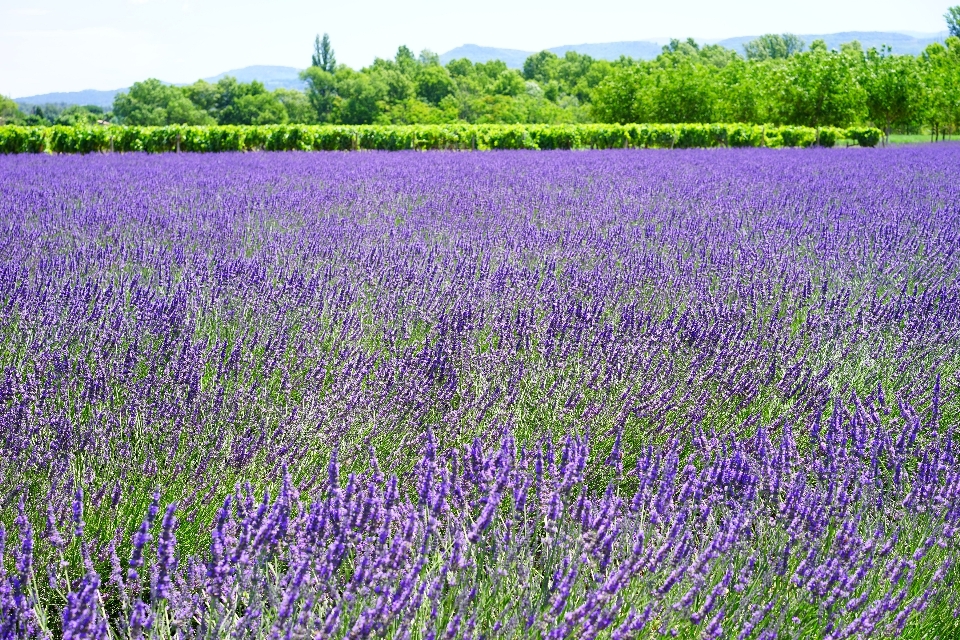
4, 415, 959, 638
0, 146, 959, 637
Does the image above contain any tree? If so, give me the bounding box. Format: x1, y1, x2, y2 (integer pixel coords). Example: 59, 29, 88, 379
744, 34, 805, 60
300, 66, 340, 123
523, 51, 560, 84
54, 105, 103, 126
416, 66, 456, 105
368, 63, 415, 102
715, 58, 765, 122
861, 47, 923, 141
946, 6, 960, 38
446, 58, 474, 79
591, 64, 650, 123
651, 62, 716, 123
312, 33, 336, 73
182, 80, 221, 117
24, 106, 48, 125
381, 97, 458, 124
224, 93, 288, 125
697, 44, 739, 68
335, 69, 387, 124
166, 94, 215, 125
771, 42, 865, 129
183, 77, 287, 125
418, 50, 441, 67
661, 38, 700, 57
492, 70, 526, 97
563, 56, 611, 104
113, 79, 213, 125
643, 42, 727, 123
274, 88, 315, 123
467, 94, 529, 124
0, 95, 24, 125
395, 46, 418, 77
921, 38, 960, 139
213, 78, 267, 123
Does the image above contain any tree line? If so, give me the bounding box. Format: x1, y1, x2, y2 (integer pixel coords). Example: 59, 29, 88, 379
2, 8, 959, 138
592, 36, 959, 139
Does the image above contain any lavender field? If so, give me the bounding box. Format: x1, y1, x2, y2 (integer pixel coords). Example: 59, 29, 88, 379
1, 147, 959, 639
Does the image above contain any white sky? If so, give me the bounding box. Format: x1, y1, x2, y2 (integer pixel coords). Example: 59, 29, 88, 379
0, 0, 952, 97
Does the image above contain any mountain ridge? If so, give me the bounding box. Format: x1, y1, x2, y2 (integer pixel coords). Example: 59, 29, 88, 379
442, 31, 947, 68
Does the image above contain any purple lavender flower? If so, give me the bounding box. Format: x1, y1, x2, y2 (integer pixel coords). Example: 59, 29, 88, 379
1, 145, 959, 638
60, 571, 107, 639
152, 502, 178, 601
72, 487, 84, 540
128, 492, 160, 584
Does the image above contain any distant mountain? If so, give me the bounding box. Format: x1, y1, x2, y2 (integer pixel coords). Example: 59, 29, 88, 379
439, 44, 535, 68
439, 41, 663, 68
548, 41, 664, 60
716, 31, 948, 56
15, 89, 121, 109
15, 65, 305, 109
440, 31, 948, 68
201, 65, 305, 91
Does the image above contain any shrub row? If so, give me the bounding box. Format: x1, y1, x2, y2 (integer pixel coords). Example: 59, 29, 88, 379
0, 123, 882, 153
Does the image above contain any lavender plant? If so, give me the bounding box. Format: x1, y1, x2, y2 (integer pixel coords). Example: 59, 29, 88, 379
0, 146, 958, 638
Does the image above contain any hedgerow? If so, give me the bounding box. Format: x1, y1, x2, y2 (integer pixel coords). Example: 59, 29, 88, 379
0, 123, 882, 153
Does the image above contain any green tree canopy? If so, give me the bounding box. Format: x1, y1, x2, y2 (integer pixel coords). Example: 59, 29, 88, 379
395, 46, 418, 77
300, 67, 340, 123
523, 51, 560, 84
312, 33, 336, 73
417, 65, 456, 105
492, 70, 526, 97
0, 95, 24, 125
274, 89, 315, 124
113, 79, 213, 125
31, 31, 953, 134
225, 93, 288, 125
446, 58, 474, 78
861, 47, 924, 139
54, 105, 103, 126
650, 60, 716, 122
946, 6, 960, 38
418, 50, 441, 66
714, 58, 764, 123
744, 34, 805, 60
335, 68, 388, 124
182, 77, 288, 125
770, 42, 865, 128
921, 37, 960, 138
591, 65, 649, 124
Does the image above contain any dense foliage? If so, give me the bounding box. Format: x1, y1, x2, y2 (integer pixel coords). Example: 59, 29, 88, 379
3, 27, 959, 136
0, 102, 107, 127
0, 123, 882, 154
589, 37, 957, 137
1, 146, 958, 638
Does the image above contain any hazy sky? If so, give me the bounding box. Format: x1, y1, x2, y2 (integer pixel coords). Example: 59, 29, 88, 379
1, 0, 952, 97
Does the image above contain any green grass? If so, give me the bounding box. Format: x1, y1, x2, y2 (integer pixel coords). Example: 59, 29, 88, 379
886, 134, 958, 145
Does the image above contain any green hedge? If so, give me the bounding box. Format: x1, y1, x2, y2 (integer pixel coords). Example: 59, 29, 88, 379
0, 123, 883, 154
844, 127, 883, 148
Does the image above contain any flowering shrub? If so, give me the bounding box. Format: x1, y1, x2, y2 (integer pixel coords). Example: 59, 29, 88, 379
0, 146, 957, 638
